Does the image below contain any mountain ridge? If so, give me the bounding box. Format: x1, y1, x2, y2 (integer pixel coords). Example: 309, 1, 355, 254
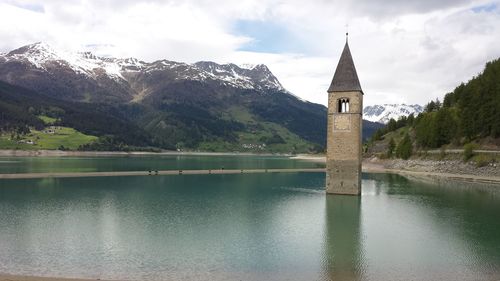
0, 42, 382, 152
0, 42, 286, 99
363, 104, 423, 124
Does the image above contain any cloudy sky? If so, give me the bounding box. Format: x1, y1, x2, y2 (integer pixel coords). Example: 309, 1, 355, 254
1, 0, 499, 106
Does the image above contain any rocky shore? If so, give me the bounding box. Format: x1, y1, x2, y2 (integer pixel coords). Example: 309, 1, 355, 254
294, 155, 500, 184
371, 158, 499, 178
363, 157, 500, 185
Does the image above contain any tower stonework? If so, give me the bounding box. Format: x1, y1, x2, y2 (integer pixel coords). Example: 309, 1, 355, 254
326, 39, 363, 195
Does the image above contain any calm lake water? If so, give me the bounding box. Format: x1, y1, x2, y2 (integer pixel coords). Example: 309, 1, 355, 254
0, 156, 499, 281
0, 155, 323, 174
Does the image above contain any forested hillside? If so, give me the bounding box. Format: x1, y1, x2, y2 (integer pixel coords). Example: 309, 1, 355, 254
0, 81, 156, 150
369, 58, 500, 156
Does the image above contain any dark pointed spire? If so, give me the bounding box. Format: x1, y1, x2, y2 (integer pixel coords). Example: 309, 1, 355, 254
327, 38, 363, 93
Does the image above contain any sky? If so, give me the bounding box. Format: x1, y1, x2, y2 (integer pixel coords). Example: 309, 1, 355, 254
1, 0, 500, 106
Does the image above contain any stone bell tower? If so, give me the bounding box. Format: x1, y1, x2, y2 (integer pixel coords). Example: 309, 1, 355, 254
326, 35, 363, 195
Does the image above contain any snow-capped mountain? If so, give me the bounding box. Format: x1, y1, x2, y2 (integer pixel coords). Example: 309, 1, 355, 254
0, 42, 286, 102
0, 42, 331, 151
363, 104, 423, 124
194, 61, 284, 91
0, 42, 393, 150
3, 42, 135, 80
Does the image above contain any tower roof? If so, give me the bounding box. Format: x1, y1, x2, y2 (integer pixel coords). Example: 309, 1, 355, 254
327, 41, 363, 93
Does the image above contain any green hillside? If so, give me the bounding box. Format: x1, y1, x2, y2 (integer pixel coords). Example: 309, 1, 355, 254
0, 126, 97, 150
0, 80, 155, 151
0, 76, 380, 153
367, 58, 500, 160
0, 80, 320, 153
417, 58, 500, 147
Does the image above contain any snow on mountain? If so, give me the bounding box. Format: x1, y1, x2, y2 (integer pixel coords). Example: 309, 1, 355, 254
239, 63, 256, 70
363, 104, 423, 124
0, 42, 285, 92
2, 42, 135, 81
193, 61, 285, 91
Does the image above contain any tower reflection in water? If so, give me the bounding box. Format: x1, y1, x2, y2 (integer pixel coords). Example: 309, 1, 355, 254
322, 195, 363, 281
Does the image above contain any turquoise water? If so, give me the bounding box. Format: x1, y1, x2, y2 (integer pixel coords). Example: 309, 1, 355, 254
0, 155, 323, 174
0, 157, 500, 280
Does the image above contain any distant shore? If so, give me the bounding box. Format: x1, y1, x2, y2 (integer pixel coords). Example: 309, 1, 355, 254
0, 274, 110, 281
0, 149, 291, 157
0, 168, 325, 180
290, 154, 326, 162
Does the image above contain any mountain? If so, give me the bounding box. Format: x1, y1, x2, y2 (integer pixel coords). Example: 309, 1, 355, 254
363, 104, 423, 124
0, 43, 328, 152
0, 42, 381, 152
0, 80, 154, 148
0, 42, 286, 103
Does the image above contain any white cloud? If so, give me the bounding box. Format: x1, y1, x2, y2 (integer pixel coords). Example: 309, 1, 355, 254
1, 0, 500, 106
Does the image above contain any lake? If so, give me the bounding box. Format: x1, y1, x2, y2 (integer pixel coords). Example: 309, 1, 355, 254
0, 155, 322, 174
0, 156, 499, 280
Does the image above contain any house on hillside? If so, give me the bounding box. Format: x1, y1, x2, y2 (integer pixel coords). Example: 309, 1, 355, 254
18, 139, 36, 145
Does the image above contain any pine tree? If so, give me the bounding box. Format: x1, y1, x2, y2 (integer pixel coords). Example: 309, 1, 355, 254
387, 118, 397, 132
434, 98, 442, 110
425, 100, 436, 113
387, 137, 395, 158
396, 133, 413, 160
407, 113, 415, 127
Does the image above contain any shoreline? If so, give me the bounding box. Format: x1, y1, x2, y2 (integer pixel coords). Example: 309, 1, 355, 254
291, 155, 500, 185
0, 274, 112, 281
290, 154, 326, 162
0, 151, 498, 184
362, 161, 500, 185
0, 164, 498, 185
0, 149, 291, 158
0, 168, 325, 179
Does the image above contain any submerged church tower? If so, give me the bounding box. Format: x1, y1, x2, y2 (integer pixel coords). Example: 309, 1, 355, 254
326, 35, 363, 195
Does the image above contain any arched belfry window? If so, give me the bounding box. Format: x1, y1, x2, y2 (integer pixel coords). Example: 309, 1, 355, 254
337, 98, 350, 113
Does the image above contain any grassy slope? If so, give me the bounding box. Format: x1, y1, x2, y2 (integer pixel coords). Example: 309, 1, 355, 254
38, 115, 58, 125
0, 127, 97, 150
0, 116, 97, 150
197, 106, 314, 153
